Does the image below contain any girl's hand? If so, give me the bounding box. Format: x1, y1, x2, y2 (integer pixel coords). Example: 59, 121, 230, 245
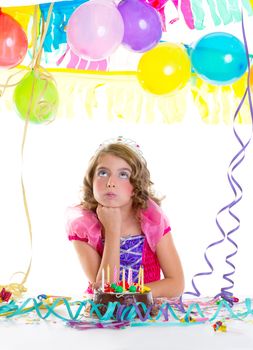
96, 205, 121, 237
90, 281, 101, 291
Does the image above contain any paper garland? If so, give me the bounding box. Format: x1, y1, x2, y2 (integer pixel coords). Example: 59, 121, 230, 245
1, 1, 253, 54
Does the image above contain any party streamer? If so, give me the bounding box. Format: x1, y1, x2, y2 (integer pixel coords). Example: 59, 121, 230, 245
2, 297, 253, 325
217, 13, 253, 299
56, 44, 108, 71
190, 0, 253, 30
170, 0, 195, 29
180, 13, 253, 308
191, 76, 252, 124
39, 0, 89, 52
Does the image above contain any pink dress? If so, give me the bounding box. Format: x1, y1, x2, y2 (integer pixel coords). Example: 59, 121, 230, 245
66, 199, 171, 283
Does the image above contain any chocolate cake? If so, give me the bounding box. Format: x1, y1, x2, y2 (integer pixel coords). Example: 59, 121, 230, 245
93, 289, 153, 306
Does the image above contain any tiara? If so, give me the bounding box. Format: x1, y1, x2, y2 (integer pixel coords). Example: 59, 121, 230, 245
98, 136, 145, 161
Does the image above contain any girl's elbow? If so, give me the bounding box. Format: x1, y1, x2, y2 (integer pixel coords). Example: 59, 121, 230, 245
167, 277, 185, 298
175, 280, 185, 297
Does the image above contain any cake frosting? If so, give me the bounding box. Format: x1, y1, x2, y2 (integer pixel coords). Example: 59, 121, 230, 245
93, 282, 153, 307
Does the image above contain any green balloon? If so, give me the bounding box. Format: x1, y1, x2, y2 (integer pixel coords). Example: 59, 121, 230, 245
13, 69, 59, 123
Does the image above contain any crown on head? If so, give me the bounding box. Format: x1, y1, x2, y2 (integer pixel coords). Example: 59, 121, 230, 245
98, 136, 144, 161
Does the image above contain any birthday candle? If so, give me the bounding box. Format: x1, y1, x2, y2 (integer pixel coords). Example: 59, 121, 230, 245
122, 268, 125, 291
102, 268, 105, 292
138, 266, 141, 286
113, 265, 117, 283
107, 264, 110, 283
141, 266, 144, 293
128, 267, 132, 286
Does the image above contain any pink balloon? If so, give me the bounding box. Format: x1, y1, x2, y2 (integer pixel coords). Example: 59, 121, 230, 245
66, 0, 124, 60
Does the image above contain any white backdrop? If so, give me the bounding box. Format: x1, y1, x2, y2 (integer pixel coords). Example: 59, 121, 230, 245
0, 5, 253, 299
0, 99, 252, 298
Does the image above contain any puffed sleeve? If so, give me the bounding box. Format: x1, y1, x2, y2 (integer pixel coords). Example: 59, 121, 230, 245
65, 206, 102, 251
140, 199, 171, 253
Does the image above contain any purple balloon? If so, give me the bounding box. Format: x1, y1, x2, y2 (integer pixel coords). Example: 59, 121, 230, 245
118, 0, 162, 53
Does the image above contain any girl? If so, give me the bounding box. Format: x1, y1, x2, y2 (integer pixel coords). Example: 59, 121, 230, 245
66, 137, 184, 298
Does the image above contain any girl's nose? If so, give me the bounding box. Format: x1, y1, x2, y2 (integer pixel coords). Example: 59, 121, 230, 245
106, 176, 115, 188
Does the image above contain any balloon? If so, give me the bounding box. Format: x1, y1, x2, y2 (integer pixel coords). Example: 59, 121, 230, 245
142, 0, 169, 8
140, 0, 169, 31
137, 43, 191, 95
66, 0, 124, 60
0, 11, 28, 69
118, 0, 162, 52
13, 70, 59, 124
191, 32, 247, 85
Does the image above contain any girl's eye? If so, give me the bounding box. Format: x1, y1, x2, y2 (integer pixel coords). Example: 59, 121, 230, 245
119, 171, 130, 179
97, 169, 108, 177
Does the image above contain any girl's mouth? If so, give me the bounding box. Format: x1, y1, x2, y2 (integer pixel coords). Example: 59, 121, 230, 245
105, 192, 116, 198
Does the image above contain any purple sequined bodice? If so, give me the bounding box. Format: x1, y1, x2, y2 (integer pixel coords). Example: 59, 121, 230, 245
120, 234, 145, 282
102, 234, 145, 283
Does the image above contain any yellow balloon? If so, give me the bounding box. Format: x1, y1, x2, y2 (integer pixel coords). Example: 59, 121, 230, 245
137, 43, 191, 95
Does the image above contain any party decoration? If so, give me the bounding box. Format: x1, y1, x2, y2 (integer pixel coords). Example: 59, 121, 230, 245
66, 0, 124, 60
137, 43, 191, 95
140, 0, 169, 31
180, 21, 253, 306
187, 0, 253, 30
0, 11, 28, 69
40, 1, 89, 52
191, 32, 247, 85
56, 44, 108, 71
169, 0, 194, 29
250, 65, 253, 92
191, 76, 251, 124
13, 70, 59, 124
0, 288, 12, 303
118, 0, 162, 52
2, 6, 38, 47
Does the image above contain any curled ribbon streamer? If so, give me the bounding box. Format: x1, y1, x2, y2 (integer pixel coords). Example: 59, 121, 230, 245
20, 3, 55, 291
67, 320, 131, 330
180, 11, 253, 311
0, 4, 56, 297
3, 298, 253, 324
216, 11, 253, 299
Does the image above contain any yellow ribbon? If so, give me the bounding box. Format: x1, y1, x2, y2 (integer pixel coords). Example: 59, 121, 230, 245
0, 3, 55, 299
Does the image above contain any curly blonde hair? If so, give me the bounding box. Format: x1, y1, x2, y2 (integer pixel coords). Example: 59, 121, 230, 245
80, 143, 162, 212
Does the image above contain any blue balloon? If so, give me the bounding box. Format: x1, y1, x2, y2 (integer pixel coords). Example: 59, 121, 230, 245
191, 32, 247, 85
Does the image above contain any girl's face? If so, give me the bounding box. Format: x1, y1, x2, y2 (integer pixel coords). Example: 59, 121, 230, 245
93, 153, 134, 209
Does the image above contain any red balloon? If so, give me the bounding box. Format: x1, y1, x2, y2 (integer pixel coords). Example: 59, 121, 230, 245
0, 11, 28, 69
143, 0, 169, 9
